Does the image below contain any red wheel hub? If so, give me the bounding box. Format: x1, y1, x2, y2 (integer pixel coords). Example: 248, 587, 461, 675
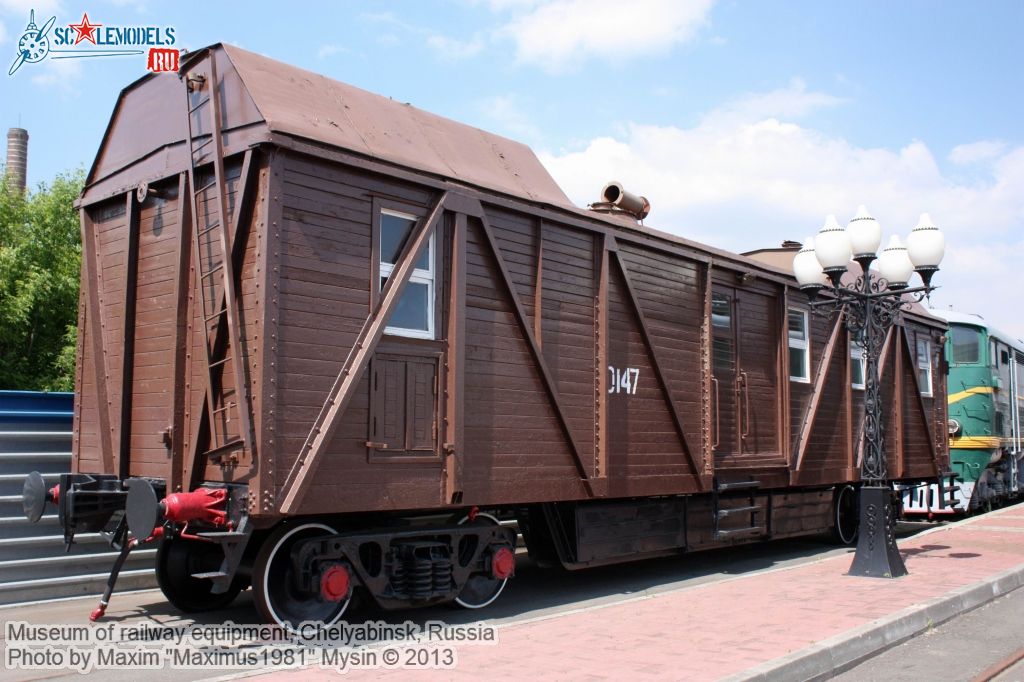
320, 565, 351, 602
491, 546, 515, 580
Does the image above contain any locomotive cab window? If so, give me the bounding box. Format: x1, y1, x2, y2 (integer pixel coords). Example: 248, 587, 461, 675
917, 339, 933, 397
788, 309, 810, 382
850, 339, 866, 390
950, 326, 981, 365
379, 209, 435, 339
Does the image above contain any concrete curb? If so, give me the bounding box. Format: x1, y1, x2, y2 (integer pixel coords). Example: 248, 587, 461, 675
728, 563, 1024, 682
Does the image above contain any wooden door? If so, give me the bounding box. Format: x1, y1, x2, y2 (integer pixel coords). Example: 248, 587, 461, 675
712, 285, 781, 462
368, 354, 440, 460
735, 289, 780, 458
711, 289, 740, 456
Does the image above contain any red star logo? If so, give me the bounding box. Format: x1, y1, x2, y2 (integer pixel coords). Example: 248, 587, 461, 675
68, 13, 102, 45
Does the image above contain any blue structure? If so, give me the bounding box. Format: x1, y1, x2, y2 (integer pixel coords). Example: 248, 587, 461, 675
0, 390, 155, 604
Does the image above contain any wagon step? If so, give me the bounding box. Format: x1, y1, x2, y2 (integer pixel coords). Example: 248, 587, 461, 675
714, 527, 765, 538
717, 505, 759, 519
715, 480, 761, 492
195, 531, 247, 539
936, 470, 961, 509
190, 571, 228, 580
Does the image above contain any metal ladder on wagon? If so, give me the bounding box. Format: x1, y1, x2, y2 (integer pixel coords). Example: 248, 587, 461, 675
183, 55, 255, 470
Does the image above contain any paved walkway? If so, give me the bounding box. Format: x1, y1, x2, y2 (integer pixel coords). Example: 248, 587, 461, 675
250, 503, 1024, 681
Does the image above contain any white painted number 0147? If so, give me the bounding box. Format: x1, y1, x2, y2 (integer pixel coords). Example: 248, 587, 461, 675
608, 366, 639, 395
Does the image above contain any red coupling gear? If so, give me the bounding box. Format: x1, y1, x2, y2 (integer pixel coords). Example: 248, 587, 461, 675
131, 525, 165, 549
162, 487, 227, 526
47, 484, 60, 505
320, 565, 351, 602
491, 546, 515, 580
89, 602, 107, 622
467, 506, 479, 522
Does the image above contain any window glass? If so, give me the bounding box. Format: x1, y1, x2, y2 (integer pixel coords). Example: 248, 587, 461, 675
712, 293, 731, 329
851, 340, 865, 389
711, 293, 733, 371
950, 326, 980, 364
788, 309, 810, 382
380, 209, 434, 339
788, 310, 807, 342
381, 212, 415, 265
917, 339, 933, 396
387, 281, 431, 333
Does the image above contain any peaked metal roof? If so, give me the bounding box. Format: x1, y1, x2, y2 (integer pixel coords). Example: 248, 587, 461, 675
84, 44, 573, 209
222, 44, 572, 206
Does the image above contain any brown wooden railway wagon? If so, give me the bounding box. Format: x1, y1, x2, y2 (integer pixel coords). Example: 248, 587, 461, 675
22, 44, 949, 626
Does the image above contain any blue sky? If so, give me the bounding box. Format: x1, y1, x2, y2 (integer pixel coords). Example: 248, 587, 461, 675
1, 0, 1022, 337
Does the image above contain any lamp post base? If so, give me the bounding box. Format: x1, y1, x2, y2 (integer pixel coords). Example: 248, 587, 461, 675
847, 485, 908, 578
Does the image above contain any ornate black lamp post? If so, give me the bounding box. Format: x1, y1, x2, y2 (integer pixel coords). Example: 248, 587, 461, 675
793, 206, 945, 578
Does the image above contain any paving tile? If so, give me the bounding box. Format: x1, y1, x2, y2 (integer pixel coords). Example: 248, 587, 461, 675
253, 504, 1024, 681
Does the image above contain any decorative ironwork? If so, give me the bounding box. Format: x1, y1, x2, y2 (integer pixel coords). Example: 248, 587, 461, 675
809, 260, 937, 579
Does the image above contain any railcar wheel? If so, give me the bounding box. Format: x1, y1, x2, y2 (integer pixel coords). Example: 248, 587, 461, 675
454, 513, 511, 610
156, 536, 242, 613
832, 485, 859, 546
252, 522, 350, 628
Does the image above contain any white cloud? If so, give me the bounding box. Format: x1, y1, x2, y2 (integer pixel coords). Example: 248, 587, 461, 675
712, 78, 844, 122
499, 0, 715, 72
477, 94, 542, 142
538, 82, 1024, 339
949, 140, 1006, 165
427, 33, 485, 60
0, 0, 63, 17
29, 56, 82, 95
0, 20, 7, 45
317, 44, 352, 59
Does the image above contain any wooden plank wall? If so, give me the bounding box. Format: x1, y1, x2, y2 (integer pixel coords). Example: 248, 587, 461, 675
789, 310, 947, 484
127, 179, 181, 478
272, 154, 442, 513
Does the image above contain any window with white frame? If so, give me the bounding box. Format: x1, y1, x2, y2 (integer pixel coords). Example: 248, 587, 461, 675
788, 309, 810, 382
916, 338, 933, 397
379, 209, 435, 339
850, 339, 866, 390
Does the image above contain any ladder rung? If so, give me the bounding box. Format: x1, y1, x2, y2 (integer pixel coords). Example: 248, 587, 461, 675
189, 97, 211, 114
205, 308, 227, 322
212, 403, 235, 415
204, 438, 245, 461
201, 264, 225, 280
198, 222, 222, 238
191, 137, 213, 154
195, 180, 218, 195
209, 356, 230, 369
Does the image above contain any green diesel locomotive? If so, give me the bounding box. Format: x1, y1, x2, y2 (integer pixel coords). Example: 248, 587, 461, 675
901, 309, 1023, 515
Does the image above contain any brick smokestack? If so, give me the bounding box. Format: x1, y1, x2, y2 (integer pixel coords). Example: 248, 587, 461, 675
5, 128, 29, 193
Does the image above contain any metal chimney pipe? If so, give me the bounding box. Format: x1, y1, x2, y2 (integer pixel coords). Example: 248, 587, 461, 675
600, 181, 650, 220
5, 128, 29, 193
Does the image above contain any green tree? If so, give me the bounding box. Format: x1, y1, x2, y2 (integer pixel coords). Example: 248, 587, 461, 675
0, 170, 84, 391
